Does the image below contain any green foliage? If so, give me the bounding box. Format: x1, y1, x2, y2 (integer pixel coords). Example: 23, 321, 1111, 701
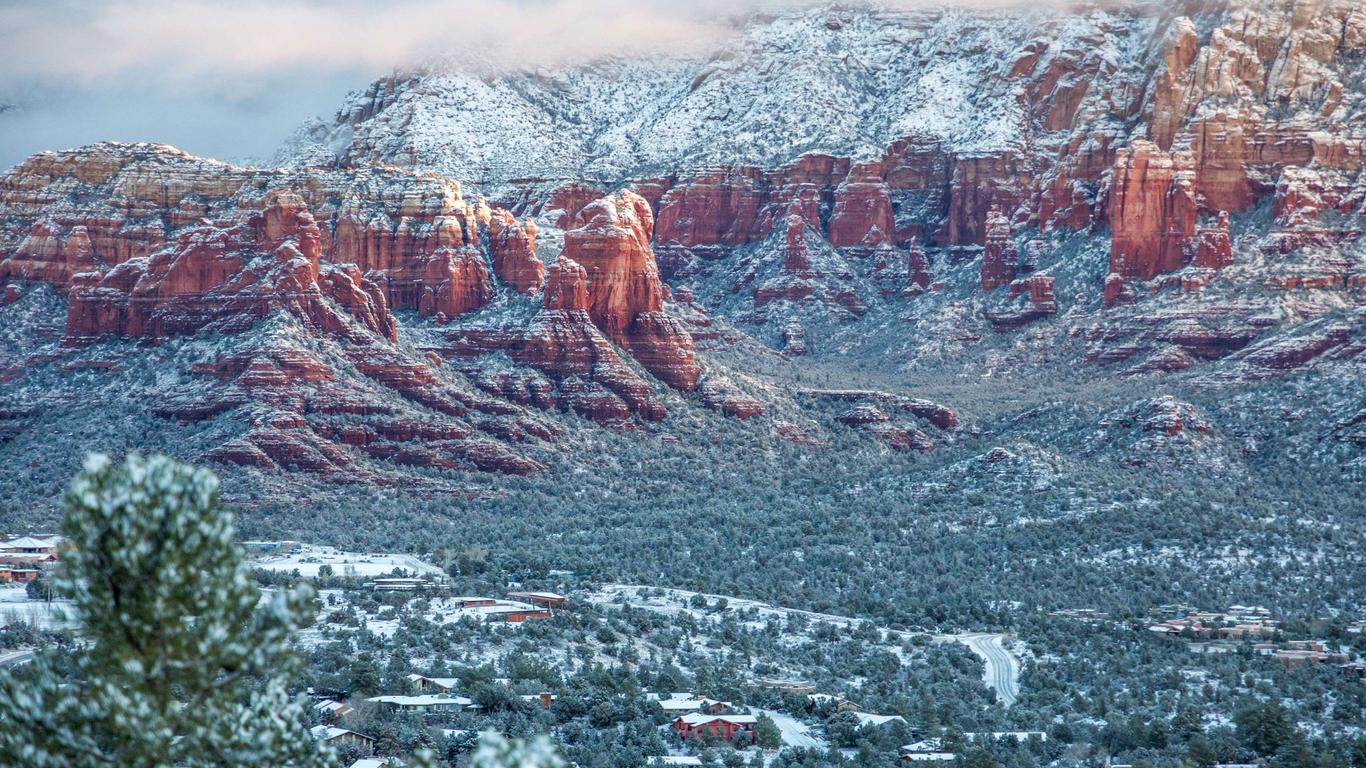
756, 712, 783, 750
0, 453, 326, 768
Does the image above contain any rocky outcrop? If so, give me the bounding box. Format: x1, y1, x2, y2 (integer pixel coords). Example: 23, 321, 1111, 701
487, 209, 544, 294
985, 275, 1057, 330
443, 256, 668, 423
1193, 211, 1235, 270
1108, 141, 1198, 282
698, 375, 765, 419
903, 240, 934, 296
980, 205, 1018, 291
797, 389, 957, 451
828, 162, 894, 250
781, 317, 808, 356
63, 190, 398, 346
750, 212, 867, 317
562, 190, 700, 392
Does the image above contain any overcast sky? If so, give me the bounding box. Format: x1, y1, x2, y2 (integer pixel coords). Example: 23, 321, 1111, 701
0, 0, 1048, 170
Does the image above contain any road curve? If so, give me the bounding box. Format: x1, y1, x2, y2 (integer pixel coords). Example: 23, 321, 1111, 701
0, 649, 35, 668
956, 633, 1021, 707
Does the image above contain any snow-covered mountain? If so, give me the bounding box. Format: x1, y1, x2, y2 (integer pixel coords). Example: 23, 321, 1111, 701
278, 5, 1153, 185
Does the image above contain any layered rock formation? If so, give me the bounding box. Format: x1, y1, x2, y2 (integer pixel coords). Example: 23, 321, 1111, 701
561, 190, 700, 392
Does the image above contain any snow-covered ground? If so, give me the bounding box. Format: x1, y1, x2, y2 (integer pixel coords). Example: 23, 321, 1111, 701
750, 708, 827, 750
250, 544, 445, 578
279, 5, 1147, 187
589, 584, 1024, 705
958, 634, 1021, 707
0, 584, 72, 629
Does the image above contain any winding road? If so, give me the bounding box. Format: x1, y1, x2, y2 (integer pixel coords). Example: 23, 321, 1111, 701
0, 649, 35, 668
956, 633, 1021, 707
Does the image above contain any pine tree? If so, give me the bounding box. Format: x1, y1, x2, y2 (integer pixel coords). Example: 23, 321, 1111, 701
0, 453, 327, 768
755, 712, 783, 750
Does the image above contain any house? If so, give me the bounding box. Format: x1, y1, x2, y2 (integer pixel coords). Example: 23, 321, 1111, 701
900, 740, 955, 762
349, 759, 405, 768
313, 699, 355, 721
648, 757, 704, 766
755, 678, 815, 694
484, 605, 553, 623
807, 693, 861, 712
965, 732, 1048, 743
368, 578, 433, 592
852, 712, 904, 728
657, 696, 705, 715
672, 714, 758, 744
311, 726, 375, 754
453, 596, 498, 608
0, 537, 61, 571
519, 692, 557, 709
367, 694, 478, 713
0, 567, 40, 584
406, 674, 460, 693
700, 698, 733, 715
507, 591, 567, 610
0, 536, 60, 557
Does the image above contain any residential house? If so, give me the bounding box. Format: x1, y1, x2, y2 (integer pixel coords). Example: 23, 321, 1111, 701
0, 536, 60, 572
672, 714, 758, 744
484, 605, 553, 623
0, 567, 40, 584
899, 740, 955, 762
0, 536, 60, 557
406, 674, 460, 693
367, 694, 478, 713
507, 591, 567, 610
311, 726, 375, 754
349, 759, 405, 768
520, 692, 557, 709
853, 713, 907, 728
313, 699, 355, 721
755, 678, 815, 694
368, 578, 434, 593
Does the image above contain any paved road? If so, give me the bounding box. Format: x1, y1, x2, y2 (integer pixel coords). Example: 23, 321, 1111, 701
957, 634, 1020, 706
596, 585, 1024, 707
0, 649, 35, 668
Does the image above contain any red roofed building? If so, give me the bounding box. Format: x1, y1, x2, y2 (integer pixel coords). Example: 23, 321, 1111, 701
672, 714, 758, 744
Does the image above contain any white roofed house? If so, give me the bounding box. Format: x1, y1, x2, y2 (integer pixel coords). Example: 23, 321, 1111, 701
900, 739, 956, 762
311, 725, 376, 754
406, 674, 460, 693
313, 699, 355, 721
0, 535, 61, 571
367, 694, 479, 713
656, 696, 706, 715
506, 591, 567, 609
853, 713, 907, 728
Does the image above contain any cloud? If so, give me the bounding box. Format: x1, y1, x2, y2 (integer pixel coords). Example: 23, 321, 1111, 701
0, 0, 733, 82
0, 0, 1082, 169
0, 0, 1070, 82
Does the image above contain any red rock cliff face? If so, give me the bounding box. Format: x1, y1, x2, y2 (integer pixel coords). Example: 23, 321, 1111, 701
0, 144, 715, 436
509, 256, 668, 422
63, 189, 397, 346
1108, 140, 1198, 281
980, 205, 1018, 291
487, 210, 545, 294
562, 190, 701, 391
